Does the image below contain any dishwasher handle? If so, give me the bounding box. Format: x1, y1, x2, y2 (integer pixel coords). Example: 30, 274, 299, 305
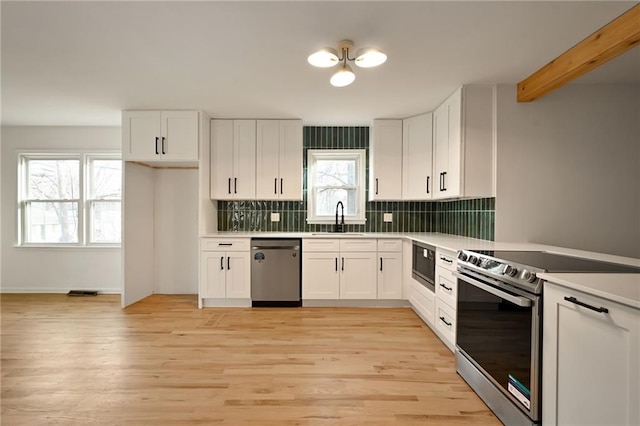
252, 246, 300, 250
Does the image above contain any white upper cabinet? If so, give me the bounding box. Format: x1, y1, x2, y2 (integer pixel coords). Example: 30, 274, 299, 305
256, 120, 303, 200
122, 110, 199, 163
402, 113, 433, 200
210, 119, 257, 200
369, 119, 403, 201
433, 86, 494, 199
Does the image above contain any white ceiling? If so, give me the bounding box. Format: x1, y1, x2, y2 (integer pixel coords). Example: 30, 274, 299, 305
1, 1, 638, 127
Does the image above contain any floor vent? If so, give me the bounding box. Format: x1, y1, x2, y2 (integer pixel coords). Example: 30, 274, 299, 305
67, 290, 98, 297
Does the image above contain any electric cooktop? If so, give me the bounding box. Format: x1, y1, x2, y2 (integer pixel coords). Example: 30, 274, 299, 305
469, 250, 640, 273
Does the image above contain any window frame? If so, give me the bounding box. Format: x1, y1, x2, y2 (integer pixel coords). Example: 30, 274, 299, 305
306, 149, 366, 225
17, 151, 121, 247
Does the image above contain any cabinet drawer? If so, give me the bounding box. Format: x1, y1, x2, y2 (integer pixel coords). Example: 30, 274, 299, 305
201, 238, 250, 252
303, 239, 340, 252
436, 248, 457, 271
435, 299, 456, 350
436, 266, 457, 309
339, 239, 377, 252
410, 281, 435, 327
377, 239, 402, 252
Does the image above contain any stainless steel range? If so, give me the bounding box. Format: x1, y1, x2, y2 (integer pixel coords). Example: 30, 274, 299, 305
454, 250, 640, 426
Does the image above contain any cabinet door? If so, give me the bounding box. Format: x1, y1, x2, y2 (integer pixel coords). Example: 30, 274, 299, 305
201, 251, 227, 298
340, 252, 377, 299
369, 119, 402, 200
410, 281, 435, 327
122, 111, 161, 161
210, 120, 234, 199
402, 113, 433, 200
433, 103, 449, 199
435, 266, 457, 308
378, 252, 403, 299
279, 120, 303, 200
445, 90, 462, 198
256, 120, 281, 200
435, 298, 456, 352
226, 251, 251, 299
233, 120, 256, 199
160, 111, 199, 161
302, 252, 339, 299
543, 283, 640, 426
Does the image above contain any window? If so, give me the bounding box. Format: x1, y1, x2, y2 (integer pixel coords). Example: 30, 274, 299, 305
307, 149, 366, 224
19, 153, 121, 245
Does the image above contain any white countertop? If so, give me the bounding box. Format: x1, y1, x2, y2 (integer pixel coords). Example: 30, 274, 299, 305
540, 273, 640, 310
202, 231, 640, 307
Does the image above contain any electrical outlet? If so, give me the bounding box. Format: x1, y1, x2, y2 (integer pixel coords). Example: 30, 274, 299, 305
270, 212, 280, 222
383, 213, 393, 223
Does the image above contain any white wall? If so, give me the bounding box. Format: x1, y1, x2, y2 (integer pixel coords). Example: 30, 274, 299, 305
1, 126, 122, 292
495, 84, 640, 258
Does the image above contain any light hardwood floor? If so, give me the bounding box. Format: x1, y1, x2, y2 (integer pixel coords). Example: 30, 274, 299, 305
1, 294, 500, 425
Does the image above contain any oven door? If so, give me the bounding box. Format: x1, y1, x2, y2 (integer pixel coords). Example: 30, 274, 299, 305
454, 269, 541, 423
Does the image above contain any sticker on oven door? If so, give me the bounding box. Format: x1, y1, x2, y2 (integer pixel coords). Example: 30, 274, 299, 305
508, 374, 531, 410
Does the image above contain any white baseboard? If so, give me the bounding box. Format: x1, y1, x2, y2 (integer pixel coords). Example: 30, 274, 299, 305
0, 287, 122, 294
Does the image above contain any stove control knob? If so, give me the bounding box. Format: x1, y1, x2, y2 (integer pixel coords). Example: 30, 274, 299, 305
457, 252, 468, 262
468, 255, 478, 265
504, 265, 518, 277
522, 270, 537, 283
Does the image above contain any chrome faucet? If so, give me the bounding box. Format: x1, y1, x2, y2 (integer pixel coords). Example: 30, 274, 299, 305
335, 201, 345, 233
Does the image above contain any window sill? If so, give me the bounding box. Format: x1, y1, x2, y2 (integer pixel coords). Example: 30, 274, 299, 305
306, 218, 367, 225
14, 244, 121, 250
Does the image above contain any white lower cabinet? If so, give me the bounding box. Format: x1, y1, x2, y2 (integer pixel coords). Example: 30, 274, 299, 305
409, 280, 435, 327
199, 238, 251, 306
200, 251, 250, 299
543, 282, 640, 426
302, 238, 401, 300
435, 298, 456, 351
434, 248, 458, 351
377, 239, 403, 299
340, 252, 378, 299
302, 252, 340, 299
378, 252, 403, 299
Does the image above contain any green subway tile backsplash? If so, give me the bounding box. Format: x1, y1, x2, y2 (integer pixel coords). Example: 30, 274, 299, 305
218, 126, 494, 240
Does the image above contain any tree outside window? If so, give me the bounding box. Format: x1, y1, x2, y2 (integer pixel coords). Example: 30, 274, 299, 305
20, 153, 121, 245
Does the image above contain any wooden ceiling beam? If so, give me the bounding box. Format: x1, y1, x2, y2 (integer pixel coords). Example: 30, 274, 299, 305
517, 4, 640, 102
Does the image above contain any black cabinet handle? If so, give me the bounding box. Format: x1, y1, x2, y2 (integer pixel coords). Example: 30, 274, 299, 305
274, 178, 278, 194
442, 171, 447, 191
234, 178, 237, 194
440, 256, 453, 264
155, 137, 159, 155
335, 258, 338, 271
438, 173, 443, 191
228, 178, 231, 194
218, 243, 232, 246
440, 283, 452, 291
220, 256, 224, 270
280, 178, 283, 194
161, 136, 166, 155
439, 316, 452, 327
341, 257, 344, 271
375, 178, 379, 195
564, 296, 609, 314
380, 258, 383, 271
426, 176, 430, 194
227, 257, 230, 270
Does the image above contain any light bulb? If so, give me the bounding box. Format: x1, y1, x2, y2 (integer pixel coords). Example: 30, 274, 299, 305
354, 49, 387, 68
307, 48, 339, 68
330, 63, 356, 87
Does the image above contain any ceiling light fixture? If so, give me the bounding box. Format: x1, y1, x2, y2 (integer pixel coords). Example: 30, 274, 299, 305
308, 40, 387, 87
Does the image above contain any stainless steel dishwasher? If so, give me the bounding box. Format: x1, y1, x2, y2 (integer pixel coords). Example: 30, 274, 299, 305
251, 238, 301, 307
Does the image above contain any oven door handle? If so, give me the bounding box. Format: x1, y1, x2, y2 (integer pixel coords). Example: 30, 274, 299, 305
453, 271, 532, 307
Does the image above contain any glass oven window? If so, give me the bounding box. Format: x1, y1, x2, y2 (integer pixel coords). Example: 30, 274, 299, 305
457, 279, 533, 407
